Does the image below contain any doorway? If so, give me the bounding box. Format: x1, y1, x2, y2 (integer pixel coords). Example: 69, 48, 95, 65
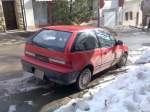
2, 1, 17, 30
103, 9, 117, 27
33, 1, 48, 27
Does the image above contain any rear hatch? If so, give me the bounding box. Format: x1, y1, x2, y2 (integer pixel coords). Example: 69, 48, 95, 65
25, 29, 73, 68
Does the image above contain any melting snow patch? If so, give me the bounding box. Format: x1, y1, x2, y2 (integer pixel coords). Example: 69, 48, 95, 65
0, 72, 48, 98
8, 105, 16, 112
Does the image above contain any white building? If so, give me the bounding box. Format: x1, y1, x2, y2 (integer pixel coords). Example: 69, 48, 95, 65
123, 0, 142, 26
141, 0, 150, 26
23, 0, 53, 30
23, 0, 125, 30
89, 0, 124, 28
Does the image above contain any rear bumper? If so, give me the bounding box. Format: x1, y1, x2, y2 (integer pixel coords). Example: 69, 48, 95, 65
21, 59, 79, 85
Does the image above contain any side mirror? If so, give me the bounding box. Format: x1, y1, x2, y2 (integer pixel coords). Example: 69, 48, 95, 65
116, 40, 123, 45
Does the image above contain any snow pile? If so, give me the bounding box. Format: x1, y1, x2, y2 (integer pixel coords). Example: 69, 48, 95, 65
135, 48, 150, 64
128, 47, 150, 64
54, 49, 150, 112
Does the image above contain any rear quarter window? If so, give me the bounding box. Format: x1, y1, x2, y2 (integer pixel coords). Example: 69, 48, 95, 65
72, 30, 99, 52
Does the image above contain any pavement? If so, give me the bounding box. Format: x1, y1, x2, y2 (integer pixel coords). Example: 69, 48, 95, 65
0, 28, 150, 112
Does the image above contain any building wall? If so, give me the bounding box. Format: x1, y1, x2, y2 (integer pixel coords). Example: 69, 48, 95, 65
0, 0, 25, 31
123, 0, 142, 26
100, 0, 123, 27
23, 0, 52, 30
23, 0, 35, 30
141, 0, 150, 16
32, 1, 48, 27
15, 0, 25, 30
0, 0, 5, 31
141, 0, 150, 26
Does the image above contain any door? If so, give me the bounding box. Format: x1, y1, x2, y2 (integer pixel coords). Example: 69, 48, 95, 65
103, 10, 116, 27
95, 29, 116, 69
71, 30, 100, 73
33, 1, 48, 26
2, 1, 17, 30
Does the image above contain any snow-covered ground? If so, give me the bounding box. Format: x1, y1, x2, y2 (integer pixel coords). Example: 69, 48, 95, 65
127, 46, 150, 66
54, 47, 150, 112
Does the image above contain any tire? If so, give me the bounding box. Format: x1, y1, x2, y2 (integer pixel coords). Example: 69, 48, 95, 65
116, 53, 128, 68
76, 68, 92, 90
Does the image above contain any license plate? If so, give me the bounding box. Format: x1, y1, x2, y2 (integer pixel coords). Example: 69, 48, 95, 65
34, 69, 44, 79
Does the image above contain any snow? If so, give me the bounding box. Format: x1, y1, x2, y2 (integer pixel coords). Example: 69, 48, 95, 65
135, 48, 150, 64
24, 101, 34, 106
0, 72, 50, 98
8, 105, 16, 112
54, 47, 150, 112
128, 47, 150, 64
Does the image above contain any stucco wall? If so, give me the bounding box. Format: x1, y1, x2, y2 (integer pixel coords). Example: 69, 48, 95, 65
141, 0, 150, 16
24, 0, 35, 30
123, 0, 142, 26
15, 0, 25, 30
100, 0, 123, 27
0, 0, 5, 31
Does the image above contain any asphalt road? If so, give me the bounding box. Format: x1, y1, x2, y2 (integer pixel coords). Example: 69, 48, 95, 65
0, 29, 149, 112
117, 31, 150, 50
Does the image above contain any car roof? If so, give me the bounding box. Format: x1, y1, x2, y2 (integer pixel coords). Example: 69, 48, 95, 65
45, 25, 96, 32
44, 25, 117, 36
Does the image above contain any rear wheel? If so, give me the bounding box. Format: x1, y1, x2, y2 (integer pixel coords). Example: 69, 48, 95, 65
116, 53, 128, 68
76, 68, 92, 90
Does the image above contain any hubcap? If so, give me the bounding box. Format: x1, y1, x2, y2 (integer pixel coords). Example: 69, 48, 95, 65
82, 72, 90, 85
79, 70, 91, 89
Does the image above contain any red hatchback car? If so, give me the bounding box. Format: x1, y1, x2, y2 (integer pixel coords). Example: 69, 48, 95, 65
21, 26, 128, 90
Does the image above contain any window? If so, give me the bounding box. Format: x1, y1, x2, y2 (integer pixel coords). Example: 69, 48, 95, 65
130, 12, 133, 20
32, 29, 72, 52
73, 31, 99, 51
125, 11, 133, 21
95, 30, 116, 48
125, 12, 128, 21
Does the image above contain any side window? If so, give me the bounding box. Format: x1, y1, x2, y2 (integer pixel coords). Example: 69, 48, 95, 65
73, 31, 99, 51
95, 30, 116, 48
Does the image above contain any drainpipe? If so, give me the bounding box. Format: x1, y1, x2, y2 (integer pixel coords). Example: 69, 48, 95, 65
20, 0, 27, 30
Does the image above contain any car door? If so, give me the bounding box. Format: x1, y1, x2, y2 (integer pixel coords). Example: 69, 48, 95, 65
71, 30, 101, 73
95, 29, 116, 70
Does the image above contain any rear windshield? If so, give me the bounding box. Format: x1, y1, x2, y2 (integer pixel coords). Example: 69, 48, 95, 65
32, 29, 72, 52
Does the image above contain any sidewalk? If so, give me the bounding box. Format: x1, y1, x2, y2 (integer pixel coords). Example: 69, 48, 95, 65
0, 31, 34, 46
0, 30, 34, 81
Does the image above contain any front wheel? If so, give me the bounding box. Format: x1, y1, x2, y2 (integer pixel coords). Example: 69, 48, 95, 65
75, 68, 92, 90
116, 53, 128, 68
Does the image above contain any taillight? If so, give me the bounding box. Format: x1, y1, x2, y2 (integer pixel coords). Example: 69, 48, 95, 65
25, 51, 35, 57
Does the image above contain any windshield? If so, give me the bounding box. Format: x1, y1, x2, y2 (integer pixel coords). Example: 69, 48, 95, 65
32, 29, 72, 52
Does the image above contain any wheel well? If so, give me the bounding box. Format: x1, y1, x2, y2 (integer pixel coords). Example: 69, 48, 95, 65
84, 64, 94, 74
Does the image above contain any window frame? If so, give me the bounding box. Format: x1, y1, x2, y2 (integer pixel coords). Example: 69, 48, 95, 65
94, 29, 116, 48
